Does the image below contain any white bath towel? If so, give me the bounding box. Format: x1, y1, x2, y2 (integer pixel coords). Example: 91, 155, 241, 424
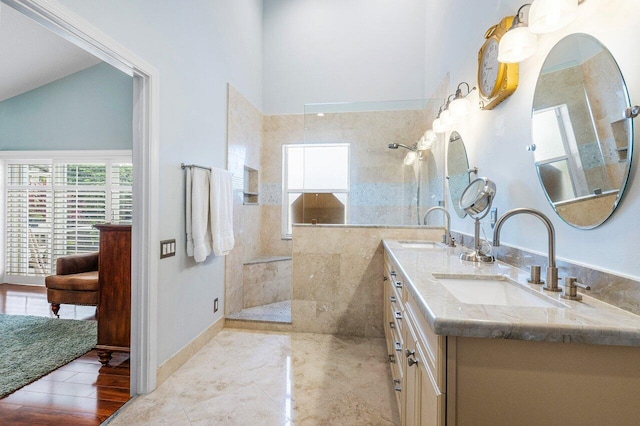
189, 168, 212, 262
210, 167, 235, 256
186, 167, 193, 256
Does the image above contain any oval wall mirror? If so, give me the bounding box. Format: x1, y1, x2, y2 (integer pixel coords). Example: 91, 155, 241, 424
447, 131, 471, 218
531, 33, 634, 229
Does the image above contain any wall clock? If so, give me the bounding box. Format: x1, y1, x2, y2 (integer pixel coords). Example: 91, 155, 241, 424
477, 16, 519, 110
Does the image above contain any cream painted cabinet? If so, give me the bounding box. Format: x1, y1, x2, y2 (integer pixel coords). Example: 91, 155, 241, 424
384, 254, 445, 426
383, 258, 404, 416
383, 251, 640, 426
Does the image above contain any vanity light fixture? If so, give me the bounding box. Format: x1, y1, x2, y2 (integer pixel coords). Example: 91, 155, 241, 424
432, 105, 447, 134
418, 129, 438, 150
497, 4, 537, 63
528, 0, 579, 34
449, 82, 477, 119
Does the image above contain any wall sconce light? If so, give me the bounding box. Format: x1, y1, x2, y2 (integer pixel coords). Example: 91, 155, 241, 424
432, 105, 446, 134
418, 129, 438, 150
528, 0, 578, 34
498, 0, 579, 64
436, 95, 458, 131
449, 82, 477, 119
498, 4, 537, 63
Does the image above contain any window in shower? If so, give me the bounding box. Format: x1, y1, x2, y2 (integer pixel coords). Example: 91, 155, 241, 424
282, 143, 350, 238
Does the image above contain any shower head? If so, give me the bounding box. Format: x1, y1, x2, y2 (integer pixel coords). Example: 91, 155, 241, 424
387, 143, 417, 151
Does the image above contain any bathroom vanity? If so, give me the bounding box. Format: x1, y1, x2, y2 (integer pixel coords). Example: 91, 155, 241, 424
383, 239, 640, 425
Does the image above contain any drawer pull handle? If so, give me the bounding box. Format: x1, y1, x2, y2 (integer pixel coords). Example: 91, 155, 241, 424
393, 378, 402, 392
389, 296, 397, 303
405, 348, 415, 358
394, 281, 403, 289
394, 311, 402, 320
389, 354, 396, 364
408, 357, 419, 367
394, 341, 402, 352
389, 321, 395, 329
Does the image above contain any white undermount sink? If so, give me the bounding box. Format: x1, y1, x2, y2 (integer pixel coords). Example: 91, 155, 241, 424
433, 274, 568, 308
398, 240, 440, 249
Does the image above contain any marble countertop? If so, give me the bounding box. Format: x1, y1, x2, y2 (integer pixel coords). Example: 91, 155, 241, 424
383, 239, 640, 347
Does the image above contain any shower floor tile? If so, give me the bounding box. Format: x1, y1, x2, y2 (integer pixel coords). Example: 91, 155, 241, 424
226, 300, 291, 323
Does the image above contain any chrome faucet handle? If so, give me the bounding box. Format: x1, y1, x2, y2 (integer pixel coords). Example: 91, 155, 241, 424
543, 266, 562, 292
527, 265, 545, 284
561, 277, 591, 301
447, 235, 456, 247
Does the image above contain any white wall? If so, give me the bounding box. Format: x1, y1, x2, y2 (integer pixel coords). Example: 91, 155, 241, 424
56, 0, 263, 364
425, 0, 640, 279
262, 0, 426, 114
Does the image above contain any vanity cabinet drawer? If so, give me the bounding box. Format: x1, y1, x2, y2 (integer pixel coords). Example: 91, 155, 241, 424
403, 302, 445, 426
405, 292, 446, 393
416, 340, 446, 426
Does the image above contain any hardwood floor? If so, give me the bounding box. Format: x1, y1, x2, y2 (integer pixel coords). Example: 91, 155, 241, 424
0, 283, 131, 425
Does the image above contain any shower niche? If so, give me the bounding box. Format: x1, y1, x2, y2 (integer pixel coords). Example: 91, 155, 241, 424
243, 166, 259, 205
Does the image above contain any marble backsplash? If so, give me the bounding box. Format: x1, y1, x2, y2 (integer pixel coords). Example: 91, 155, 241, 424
450, 230, 640, 316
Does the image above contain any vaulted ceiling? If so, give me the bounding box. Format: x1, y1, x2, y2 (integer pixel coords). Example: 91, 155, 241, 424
0, 4, 101, 102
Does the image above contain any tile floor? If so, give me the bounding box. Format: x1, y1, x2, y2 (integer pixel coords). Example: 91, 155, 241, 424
108, 328, 400, 425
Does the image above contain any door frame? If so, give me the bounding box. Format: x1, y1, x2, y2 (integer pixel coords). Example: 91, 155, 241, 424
2, 0, 160, 394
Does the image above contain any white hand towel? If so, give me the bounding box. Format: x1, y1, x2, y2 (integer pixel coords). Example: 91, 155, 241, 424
185, 167, 194, 256
191, 168, 212, 262
210, 167, 235, 256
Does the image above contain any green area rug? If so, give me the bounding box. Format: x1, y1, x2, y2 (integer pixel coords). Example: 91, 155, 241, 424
0, 314, 97, 398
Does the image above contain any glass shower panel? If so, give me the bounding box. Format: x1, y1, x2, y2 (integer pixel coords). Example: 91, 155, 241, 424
301, 99, 445, 227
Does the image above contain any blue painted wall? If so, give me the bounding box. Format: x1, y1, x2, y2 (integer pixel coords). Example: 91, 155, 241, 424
0, 62, 132, 150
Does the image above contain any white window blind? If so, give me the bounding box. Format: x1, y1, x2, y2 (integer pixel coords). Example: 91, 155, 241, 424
5, 158, 132, 278
282, 143, 350, 237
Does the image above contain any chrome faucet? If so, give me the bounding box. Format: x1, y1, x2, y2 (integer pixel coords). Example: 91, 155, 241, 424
492, 208, 561, 292
423, 206, 455, 247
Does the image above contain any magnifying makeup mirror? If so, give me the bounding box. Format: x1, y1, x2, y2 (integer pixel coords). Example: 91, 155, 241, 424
459, 177, 496, 262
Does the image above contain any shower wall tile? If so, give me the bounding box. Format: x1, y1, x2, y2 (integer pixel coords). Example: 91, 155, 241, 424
225, 85, 264, 314
243, 258, 291, 308
261, 114, 303, 256
291, 225, 444, 337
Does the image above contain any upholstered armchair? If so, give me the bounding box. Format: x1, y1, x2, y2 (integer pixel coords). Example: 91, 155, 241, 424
44, 252, 99, 317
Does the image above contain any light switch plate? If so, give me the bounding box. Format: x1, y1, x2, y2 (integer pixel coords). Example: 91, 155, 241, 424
160, 239, 176, 259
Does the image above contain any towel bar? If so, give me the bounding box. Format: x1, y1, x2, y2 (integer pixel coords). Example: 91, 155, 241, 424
181, 163, 212, 171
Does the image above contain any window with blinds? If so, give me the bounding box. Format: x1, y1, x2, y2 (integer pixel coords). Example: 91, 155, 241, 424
4, 158, 132, 278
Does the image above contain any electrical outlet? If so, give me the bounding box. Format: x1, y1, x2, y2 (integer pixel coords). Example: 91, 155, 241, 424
214, 298, 219, 313
490, 208, 498, 229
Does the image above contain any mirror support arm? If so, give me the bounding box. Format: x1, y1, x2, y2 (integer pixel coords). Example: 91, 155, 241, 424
625, 105, 640, 119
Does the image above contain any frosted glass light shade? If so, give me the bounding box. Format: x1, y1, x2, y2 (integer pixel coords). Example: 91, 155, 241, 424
450, 97, 472, 118
440, 109, 456, 130
418, 130, 437, 151
497, 26, 537, 63
403, 151, 417, 165
529, 0, 578, 34
424, 129, 438, 145
433, 117, 446, 133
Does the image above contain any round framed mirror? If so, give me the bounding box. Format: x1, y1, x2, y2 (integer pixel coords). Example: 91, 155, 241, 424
531, 33, 634, 229
447, 131, 471, 218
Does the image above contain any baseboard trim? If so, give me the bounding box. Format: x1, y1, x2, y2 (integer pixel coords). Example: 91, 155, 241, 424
156, 316, 225, 386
